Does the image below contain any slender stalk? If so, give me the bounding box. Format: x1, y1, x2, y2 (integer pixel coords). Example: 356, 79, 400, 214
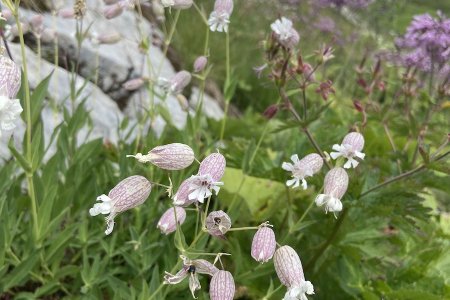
13, 6, 39, 241
303, 128, 332, 170
228, 226, 259, 232
219, 30, 231, 141
263, 284, 284, 300
383, 122, 402, 173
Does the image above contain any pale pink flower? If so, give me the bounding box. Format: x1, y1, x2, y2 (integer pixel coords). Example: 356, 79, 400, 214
274, 245, 314, 300
210, 270, 235, 300
157, 207, 186, 234
127, 143, 195, 170
330, 132, 365, 168
282, 153, 323, 189
164, 255, 219, 298
315, 167, 349, 214
271, 17, 300, 49
208, 0, 234, 32
58, 8, 76, 19
89, 175, 152, 235
188, 174, 223, 203
193, 56, 208, 73
0, 54, 21, 98
159, 70, 192, 95
205, 210, 231, 237
122, 77, 145, 91
251, 225, 276, 263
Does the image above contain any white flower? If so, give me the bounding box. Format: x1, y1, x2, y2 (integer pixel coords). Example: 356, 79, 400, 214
315, 167, 348, 215
208, 0, 234, 33
271, 17, 294, 41
188, 174, 223, 203
0, 90, 23, 138
330, 132, 365, 169
283, 281, 315, 300
282, 153, 323, 190
161, 0, 175, 7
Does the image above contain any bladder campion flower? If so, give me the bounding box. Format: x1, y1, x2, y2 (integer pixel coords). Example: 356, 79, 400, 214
173, 178, 197, 206
208, 0, 234, 33
157, 206, 186, 234
282, 153, 323, 189
188, 174, 224, 203
199, 152, 226, 181
274, 245, 314, 300
210, 270, 235, 300
159, 70, 192, 95
205, 210, 231, 238
330, 132, 365, 169
251, 224, 276, 263
193, 56, 208, 73
271, 17, 300, 49
315, 167, 349, 214
127, 143, 195, 170
0, 87, 23, 138
164, 255, 219, 298
0, 53, 21, 98
89, 175, 152, 235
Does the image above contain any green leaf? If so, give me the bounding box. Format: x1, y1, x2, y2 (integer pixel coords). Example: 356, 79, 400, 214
1, 253, 40, 292
8, 140, 32, 173
30, 72, 53, 127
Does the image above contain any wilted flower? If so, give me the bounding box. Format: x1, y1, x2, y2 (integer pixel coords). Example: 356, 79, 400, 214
89, 175, 152, 235
157, 206, 187, 234
0, 54, 21, 98
251, 224, 276, 263
315, 44, 335, 64
159, 70, 192, 95
271, 17, 300, 49
208, 0, 234, 33
199, 152, 226, 182
122, 77, 145, 91
330, 132, 365, 168
205, 210, 231, 237
274, 245, 314, 300
193, 56, 208, 73
282, 153, 323, 189
210, 270, 235, 300
188, 174, 223, 203
161, 0, 193, 9
164, 255, 219, 298
315, 167, 348, 214
315, 80, 335, 100
127, 143, 195, 170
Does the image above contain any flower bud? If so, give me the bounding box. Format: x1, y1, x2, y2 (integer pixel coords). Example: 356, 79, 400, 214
199, 152, 226, 181
0, 55, 21, 98
315, 167, 348, 213
170, 70, 191, 95
210, 270, 235, 300
251, 225, 276, 263
274, 245, 314, 300
89, 175, 152, 235
173, 178, 197, 207
157, 207, 186, 234
123, 77, 145, 91
206, 210, 231, 237
103, 4, 124, 19
128, 143, 195, 170
58, 8, 75, 19
263, 104, 278, 119
193, 56, 208, 73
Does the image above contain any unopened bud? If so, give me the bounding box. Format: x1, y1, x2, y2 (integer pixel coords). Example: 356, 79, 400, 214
157, 207, 187, 234
193, 56, 208, 73
263, 104, 278, 119
128, 143, 195, 170
251, 225, 276, 263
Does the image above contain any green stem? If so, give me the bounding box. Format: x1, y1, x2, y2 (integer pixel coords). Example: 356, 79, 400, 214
219, 30, 231, 141
228, 226, 259, 232
14, 6, 39, 241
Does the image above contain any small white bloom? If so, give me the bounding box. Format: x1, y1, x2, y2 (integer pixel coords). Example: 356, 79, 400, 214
282, 153, 323, 190
283, 281, 314, 300
208, 11, 230, 32
330, 132, 365, 169
0, 90, 23, 138
188, 174, 223, 203
271, 17, 294, 41
315, 167, 348, 215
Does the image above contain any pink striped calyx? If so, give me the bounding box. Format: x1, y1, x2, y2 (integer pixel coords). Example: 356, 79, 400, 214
157, 207, 186, 235
251, 223, 276, 263
199, 152, 226, 181
127, 143, 195, 170
0, 54, 21, 98
209, 270, 235, 300
315, 167, 349, 214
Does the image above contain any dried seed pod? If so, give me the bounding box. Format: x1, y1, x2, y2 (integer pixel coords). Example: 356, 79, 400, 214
205, 210, 231, 237
128, 143, 195, 170
209, 270, 235, 300
251, 226, 276, 263
89, 175, 152, 235
0, 55, 21, 98
315, 167, 349, 213
274, 245, 314, 300
199, 152, 226, 181
157, 207, 186, 234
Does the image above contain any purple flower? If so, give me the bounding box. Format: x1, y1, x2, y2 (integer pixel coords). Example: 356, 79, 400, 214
209, 270, 235, 300
164, 255, 219, 298
395, 12, 450, 71
157, 207, 186, 234
251, 225, 276, 263
315, 167, 349, 214
89, 176, 152, 235
205, 210, 231, 238
274, 245, 314, 300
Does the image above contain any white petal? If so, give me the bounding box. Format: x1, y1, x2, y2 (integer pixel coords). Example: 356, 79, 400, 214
188, 189, 200, 201
315, 194, 327, 206
329, 151, 342, 160
282, 162, 294, 171
332, 144, 343, 151
286, 178, 299, 188
343, 159, 353, 169
105, 218, 115, 235
97, 194, 112, 202
328, 197, 342, 212
355, 151, 365, 159
290, 154, 300, 164
301, 179, 308, 190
